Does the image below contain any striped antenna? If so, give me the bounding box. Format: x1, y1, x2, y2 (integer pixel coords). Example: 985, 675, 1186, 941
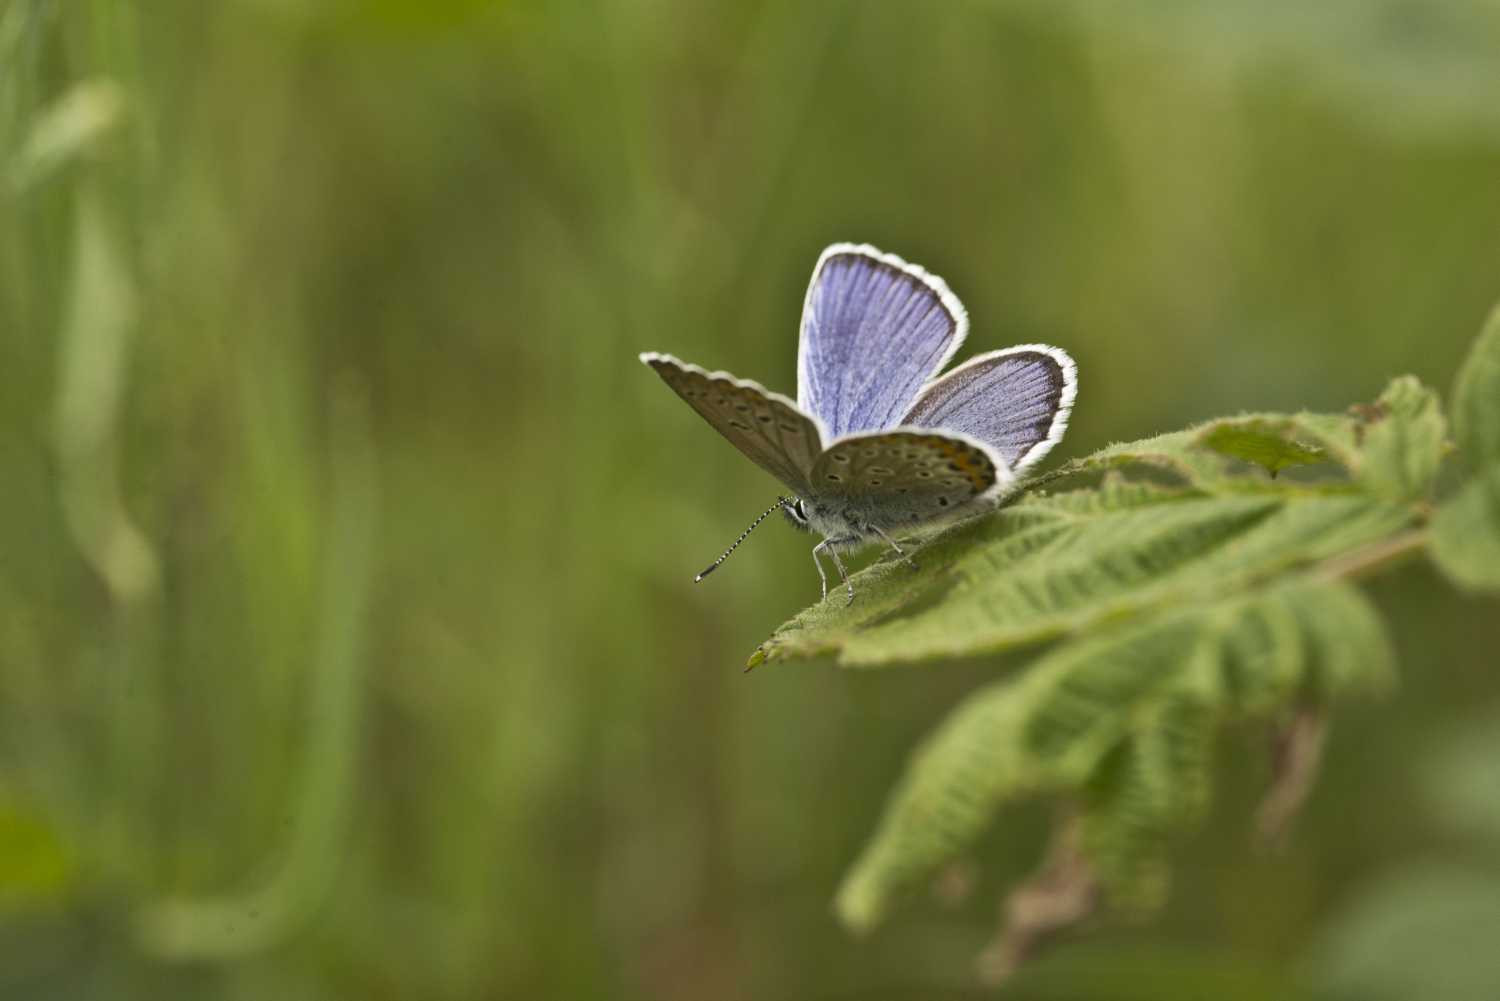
695, 497, 788, 583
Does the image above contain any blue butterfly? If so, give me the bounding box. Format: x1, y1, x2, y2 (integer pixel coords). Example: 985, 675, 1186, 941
642, 243, 1076, 602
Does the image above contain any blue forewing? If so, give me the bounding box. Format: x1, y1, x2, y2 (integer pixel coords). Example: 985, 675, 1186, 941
797, 244, 967, 438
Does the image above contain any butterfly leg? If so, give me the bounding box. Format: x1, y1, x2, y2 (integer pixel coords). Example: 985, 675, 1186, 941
832, 549, 854, 605
812, 540, 856, 604
871, 525, 919, 571
811, 540, 831, 600
828, 542, 856, 605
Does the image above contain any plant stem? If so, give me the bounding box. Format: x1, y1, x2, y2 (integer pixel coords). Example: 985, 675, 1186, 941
1313, 528, 1429, 583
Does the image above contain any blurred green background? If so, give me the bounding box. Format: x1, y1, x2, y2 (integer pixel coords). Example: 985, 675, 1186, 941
4, 1, 1500, 998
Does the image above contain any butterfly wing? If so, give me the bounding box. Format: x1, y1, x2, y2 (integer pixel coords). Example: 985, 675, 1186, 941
902, 345, 1077, 475
640, 352, 825, 493
797, 244, 967, 439
807, 429, 1010, 530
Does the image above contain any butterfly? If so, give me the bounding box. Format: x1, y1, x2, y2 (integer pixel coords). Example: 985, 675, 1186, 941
641, 242, 1076, 603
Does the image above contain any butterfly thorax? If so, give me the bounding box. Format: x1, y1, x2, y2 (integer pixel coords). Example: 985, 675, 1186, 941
783, 495, 936, 550
783, 497, 864, 549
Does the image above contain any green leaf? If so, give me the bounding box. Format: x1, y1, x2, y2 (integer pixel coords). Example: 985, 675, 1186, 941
1058, 412, 1361, 488
1428, 304, 1500, 593
1359, 376, 1447, 502
755, 386, 1446, 669
1198, 420, 1328, 476
1451, 302, 1500, 469
1078, 698, 1218, 913
1210, 584, 1308, 714
757, 483, 1411, 667
766, 395, 1420, 939
1429, 468, 1500, 593
833, 580, 1395, 931
1282, 577, 1397, 699
834, 610, 1204, 933
1067, 429, 1240, 486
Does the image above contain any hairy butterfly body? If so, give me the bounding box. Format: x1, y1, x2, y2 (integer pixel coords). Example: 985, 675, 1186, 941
642, 243, 1077, 603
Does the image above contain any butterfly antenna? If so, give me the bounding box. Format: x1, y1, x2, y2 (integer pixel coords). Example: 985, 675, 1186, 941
695, 497, 788, 583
